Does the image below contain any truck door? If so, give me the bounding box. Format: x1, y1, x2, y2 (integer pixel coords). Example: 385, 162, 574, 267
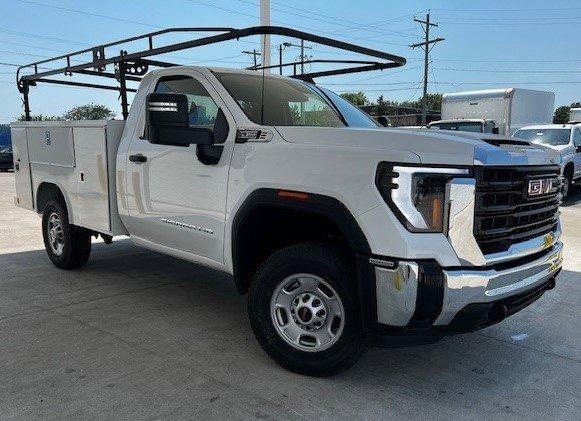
124, 71, 234, 265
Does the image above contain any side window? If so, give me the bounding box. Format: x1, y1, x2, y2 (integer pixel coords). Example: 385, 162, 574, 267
154, 76, 219, 128
573, 128, 581, 148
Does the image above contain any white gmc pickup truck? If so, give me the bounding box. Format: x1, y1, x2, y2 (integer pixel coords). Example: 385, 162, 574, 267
11, 27, 564, 376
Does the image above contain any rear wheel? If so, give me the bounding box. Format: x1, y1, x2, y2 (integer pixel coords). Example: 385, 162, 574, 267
42, 199, 92, 269
248, 243, 367, 376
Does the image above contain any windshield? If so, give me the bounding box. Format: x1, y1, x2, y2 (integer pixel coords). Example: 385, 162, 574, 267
214, 72, 344, 127
513, 128, 571, 146
429, 121, 483, 133
319, 88, 379, 128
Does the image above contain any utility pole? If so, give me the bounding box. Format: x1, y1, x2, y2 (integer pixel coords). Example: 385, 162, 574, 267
260, 0, 271, 72
278, 42, 293, 75
299, 40, 313, 74
278, 42, 311, 75
410, 12, 444, 125
243, 49, 261, 68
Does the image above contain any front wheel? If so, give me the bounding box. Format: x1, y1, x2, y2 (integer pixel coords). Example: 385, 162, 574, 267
248, 243, 367, 376
42, 199, 92, 269
562, 174, 572, 199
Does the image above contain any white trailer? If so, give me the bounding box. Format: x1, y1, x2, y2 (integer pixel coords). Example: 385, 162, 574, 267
429, 88, 555, 135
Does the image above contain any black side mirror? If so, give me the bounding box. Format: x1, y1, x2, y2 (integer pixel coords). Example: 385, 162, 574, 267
492, 127, 499, 135
146, 93, 213, 146
377, 116, 389, 127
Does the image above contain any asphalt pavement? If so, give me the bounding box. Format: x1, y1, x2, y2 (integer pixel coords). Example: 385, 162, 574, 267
0, 172, 579, 420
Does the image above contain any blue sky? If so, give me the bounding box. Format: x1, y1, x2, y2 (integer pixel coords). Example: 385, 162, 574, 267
0, 0, 580, 122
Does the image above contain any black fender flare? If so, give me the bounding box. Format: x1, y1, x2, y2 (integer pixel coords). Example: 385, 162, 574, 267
231, 188, 371, 293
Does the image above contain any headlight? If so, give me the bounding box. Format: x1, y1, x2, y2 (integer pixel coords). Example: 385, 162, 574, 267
375, 163, 470, 233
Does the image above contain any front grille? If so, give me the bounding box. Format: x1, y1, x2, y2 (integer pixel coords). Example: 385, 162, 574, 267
473, 166, 561, 254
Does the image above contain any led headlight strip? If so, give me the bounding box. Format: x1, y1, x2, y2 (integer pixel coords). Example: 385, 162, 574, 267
375, 163, 471, 233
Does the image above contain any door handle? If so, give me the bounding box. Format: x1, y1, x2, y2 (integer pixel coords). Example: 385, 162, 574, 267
129, 154, 147, 163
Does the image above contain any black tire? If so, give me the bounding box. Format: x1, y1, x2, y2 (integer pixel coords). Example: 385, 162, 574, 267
42, 199, 92, 269
248, 243, 367, 376
562, 172, 572, 199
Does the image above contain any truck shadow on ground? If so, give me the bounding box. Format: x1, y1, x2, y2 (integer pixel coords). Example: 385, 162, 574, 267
562, 184, 581, 207
1, 239, 578, 409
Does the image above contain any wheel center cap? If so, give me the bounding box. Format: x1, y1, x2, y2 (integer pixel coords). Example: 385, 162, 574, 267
298, 307, 312, 323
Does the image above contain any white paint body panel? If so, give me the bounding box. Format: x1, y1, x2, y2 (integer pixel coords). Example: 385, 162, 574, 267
10, 120, 128, 236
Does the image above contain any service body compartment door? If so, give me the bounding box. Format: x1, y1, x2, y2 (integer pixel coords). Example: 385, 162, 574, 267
73, 127, 111, 232
10, 127, 33, 210
27, 127, 75, 167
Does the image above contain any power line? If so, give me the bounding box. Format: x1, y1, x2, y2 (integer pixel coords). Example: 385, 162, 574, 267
410, 57, 581, 63
232, 0, 417, 39
242, 49, 261, 67
0, 40, 73, 54
0, 49, 53, 59
439, 20, 581, 26
439, 16, 581, 22
182, 0, 410, 46
434, 7, 581, 12
0, 28, 87, 46
11, 0, 159, 28
273, 1, 417, 29
322, 65, 423, 84
434, 67, 581, 74
328, 81, 581, 86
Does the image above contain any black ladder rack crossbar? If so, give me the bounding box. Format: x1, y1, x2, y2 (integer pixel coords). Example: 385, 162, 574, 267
16, 25, 407, 121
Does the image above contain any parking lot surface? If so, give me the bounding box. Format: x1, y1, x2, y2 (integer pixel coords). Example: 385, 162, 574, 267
0, 172, 579, 420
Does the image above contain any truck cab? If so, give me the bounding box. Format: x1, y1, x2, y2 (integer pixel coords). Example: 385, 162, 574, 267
514, 123, 581, 197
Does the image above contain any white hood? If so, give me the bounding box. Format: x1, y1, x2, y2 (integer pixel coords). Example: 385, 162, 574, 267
274, 126, 560, 167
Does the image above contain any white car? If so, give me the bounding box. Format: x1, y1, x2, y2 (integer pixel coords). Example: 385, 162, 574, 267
514, 124, 581, 197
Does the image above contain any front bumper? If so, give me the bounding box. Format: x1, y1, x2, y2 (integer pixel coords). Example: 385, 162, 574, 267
358, 241, 563, 346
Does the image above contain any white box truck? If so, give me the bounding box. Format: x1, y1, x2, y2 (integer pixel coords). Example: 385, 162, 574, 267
429, 88, 555, 135
10, 27, 565, 376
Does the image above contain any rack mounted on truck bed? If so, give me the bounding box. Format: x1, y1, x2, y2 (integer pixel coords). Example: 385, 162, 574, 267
16, 26, 406, 121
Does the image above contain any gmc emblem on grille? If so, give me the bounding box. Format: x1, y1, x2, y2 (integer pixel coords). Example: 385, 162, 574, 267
528, 178, 557, 196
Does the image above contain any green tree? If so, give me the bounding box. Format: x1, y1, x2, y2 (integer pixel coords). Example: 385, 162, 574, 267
340, 92, 369, 107
373, 93, 442, 115
17, 114, 61, 122
63, 104, 114, 120
18, 104, 114, 122
376, 95, 389, 115
425, 93, 442, 112
554, 105, 570, 124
